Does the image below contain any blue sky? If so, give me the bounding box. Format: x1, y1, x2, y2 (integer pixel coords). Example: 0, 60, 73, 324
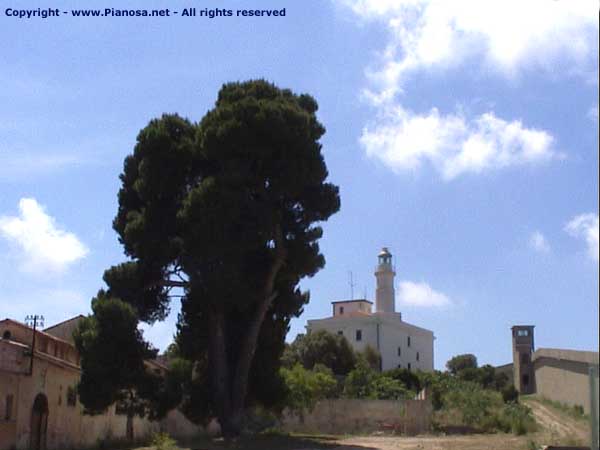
0, 0, 598, 369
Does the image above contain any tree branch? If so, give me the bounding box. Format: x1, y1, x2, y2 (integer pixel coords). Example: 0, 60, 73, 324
231, 224, 287, 411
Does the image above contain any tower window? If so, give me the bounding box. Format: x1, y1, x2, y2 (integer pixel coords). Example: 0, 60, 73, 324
356, 330, 362, 341
397, 347, 401, 357
517, 330, 529, 337
407, 336, 411, 347
339, 306, 344, 315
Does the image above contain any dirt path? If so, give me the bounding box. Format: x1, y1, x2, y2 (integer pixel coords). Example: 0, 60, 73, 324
522, 397, 589, 443
331, 434, 528, 450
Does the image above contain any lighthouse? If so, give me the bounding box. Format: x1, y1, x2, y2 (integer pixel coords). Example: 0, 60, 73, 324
375, 247, 395, 313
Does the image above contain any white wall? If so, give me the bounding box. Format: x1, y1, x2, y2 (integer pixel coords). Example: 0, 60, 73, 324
307, 314, 434, 372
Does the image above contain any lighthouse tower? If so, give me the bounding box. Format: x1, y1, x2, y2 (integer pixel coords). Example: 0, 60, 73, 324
375, 247, 396, 313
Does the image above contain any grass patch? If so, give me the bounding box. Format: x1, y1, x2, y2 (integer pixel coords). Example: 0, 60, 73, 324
526, 395, 589, 422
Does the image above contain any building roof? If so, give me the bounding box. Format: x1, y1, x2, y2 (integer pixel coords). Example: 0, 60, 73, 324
43, 314, 86, 332
331, 299, 373, 305
534, 347, 599, 365
0, 318, 75, 348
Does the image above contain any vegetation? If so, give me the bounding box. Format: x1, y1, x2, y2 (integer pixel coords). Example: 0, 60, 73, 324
74, 298, 161, 440
528, 395, 588, 421
150, 432, 177, 450
282, 330, 356, 375
446, 354, 478, 374
343, 359, 414, 400
76, 80, 340, 437
280, 364, 338, 415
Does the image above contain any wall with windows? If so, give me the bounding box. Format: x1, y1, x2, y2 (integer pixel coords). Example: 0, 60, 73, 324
307, 314, 434, 372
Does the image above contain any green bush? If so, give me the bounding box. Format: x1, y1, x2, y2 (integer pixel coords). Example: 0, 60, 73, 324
444, 383, 502, 427
498, 403, 537, 435
502, 384, 519, 403
281, 364, 338, 415
150, 432, 177, 450
343, 360, 414, 400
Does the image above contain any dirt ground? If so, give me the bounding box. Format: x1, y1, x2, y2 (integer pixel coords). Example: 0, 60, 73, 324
131, 398, 591, 450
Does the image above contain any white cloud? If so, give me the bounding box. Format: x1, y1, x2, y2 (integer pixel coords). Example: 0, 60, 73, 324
0, 198, 88, 273
565, 213, 599, 262
361, 106, 557, 179
530, 231, 550, 254
338, 0, 598, 99
397, 280, 451, 307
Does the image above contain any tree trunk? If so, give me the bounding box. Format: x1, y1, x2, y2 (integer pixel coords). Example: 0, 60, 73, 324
229, 226, 287, 434
126, 413, 134, 441
126, 391, 135, 441
208, 308, 236, 436
211, 226, 287, 438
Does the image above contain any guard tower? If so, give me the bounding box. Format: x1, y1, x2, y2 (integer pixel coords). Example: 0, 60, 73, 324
375, 247, 396, 313
512, 325, 536, 394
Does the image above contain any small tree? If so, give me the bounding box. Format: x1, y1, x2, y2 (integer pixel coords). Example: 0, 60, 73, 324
281, 364, 337, 416
446, 354, 478, 374
74, 295, 161, 440
360, 345, 382, 371
282, 330, 356, 375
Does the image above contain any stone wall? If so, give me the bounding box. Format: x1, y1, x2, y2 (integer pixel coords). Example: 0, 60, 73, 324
534, 356, 594, 414
281, 398, 432, 435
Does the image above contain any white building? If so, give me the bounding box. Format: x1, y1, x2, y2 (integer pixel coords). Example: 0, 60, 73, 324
307, 248, 434, 372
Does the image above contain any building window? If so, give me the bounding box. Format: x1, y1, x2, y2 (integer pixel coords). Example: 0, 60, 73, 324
67, 386, 77, 407
517, 330, 529, 337
339, 306, 344, 315
356, 330, 362, 341
407, 336, 411, 347
5, 395, 13, 420
521, 353, 529, 364
397, 364, 402, 368
2, 330, 10, 340
407, 363, 411, 371
397, 347, 401, 357
337, 330, 343, 336
416, 352, 420, 361
522, 374, 529, 386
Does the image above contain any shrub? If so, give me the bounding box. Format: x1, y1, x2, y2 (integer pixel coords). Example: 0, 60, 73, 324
498, 403, 537, 435
150, 432, 177, 450
281, 364, 338, 415
444, 384, 502, 427
384, 368, 422, 392
502, 384, 519, 403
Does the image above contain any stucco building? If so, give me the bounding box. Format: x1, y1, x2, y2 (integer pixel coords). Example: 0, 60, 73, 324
0, 315, 203, 450
307, 248, 434, 372
505, 325, 599, 414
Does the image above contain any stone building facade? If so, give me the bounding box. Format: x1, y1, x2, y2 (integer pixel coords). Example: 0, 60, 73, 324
0, 316, 204, 450
307, 248, 434, 372
506, 325, 599, 414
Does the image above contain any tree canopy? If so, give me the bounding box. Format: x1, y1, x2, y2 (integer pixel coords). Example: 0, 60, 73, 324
446, 353, 478, 374
76, 80, 340, 437
282, 330, 357, 375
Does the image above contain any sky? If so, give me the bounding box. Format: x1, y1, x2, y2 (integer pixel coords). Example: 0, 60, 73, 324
0, 0, 598, 370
